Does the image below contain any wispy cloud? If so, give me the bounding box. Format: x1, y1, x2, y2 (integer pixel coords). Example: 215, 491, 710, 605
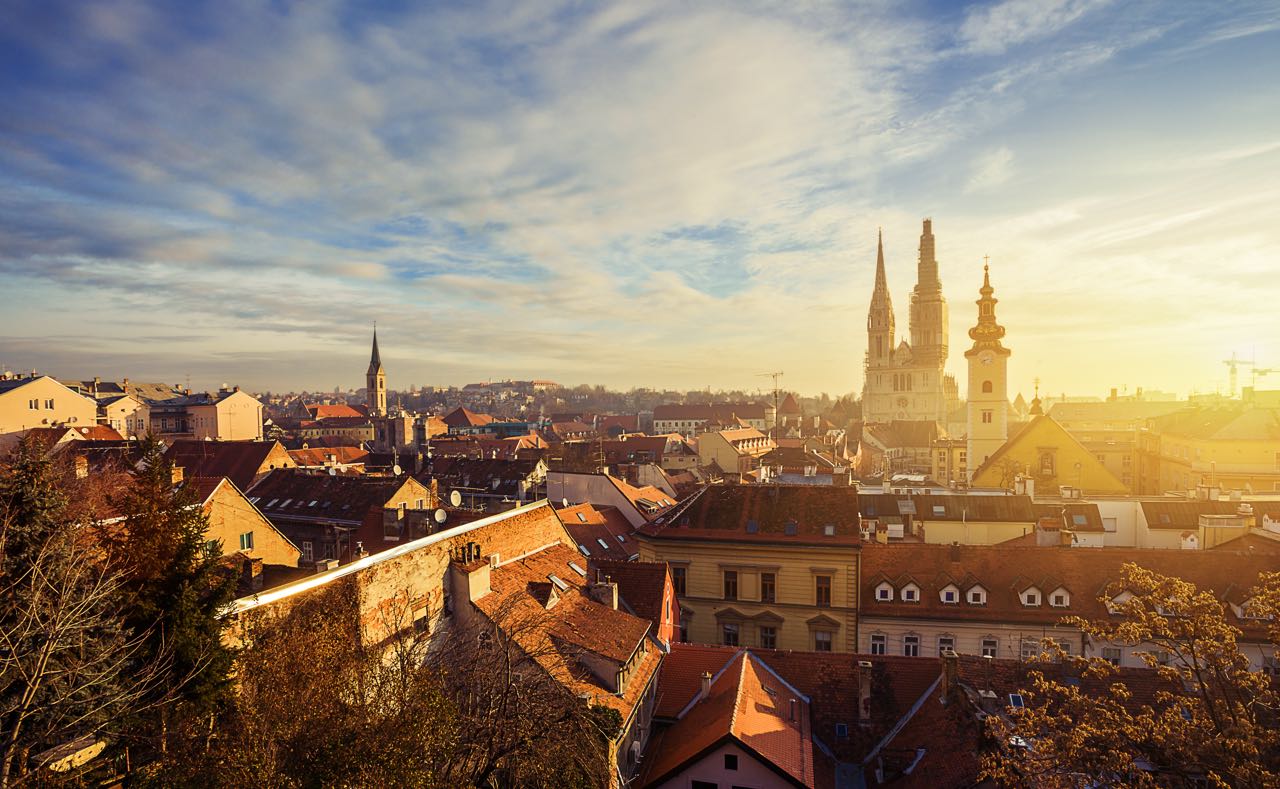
0, 0, 1277, 396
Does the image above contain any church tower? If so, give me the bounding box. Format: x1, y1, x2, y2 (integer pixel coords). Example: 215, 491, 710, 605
862, 229, 896, 421
965, 264, 1010, 479
367, 326, 387, 417
909, 219, 949, 373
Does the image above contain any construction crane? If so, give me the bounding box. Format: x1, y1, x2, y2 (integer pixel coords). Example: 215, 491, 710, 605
1223, 352, 1254, 398
757, 371, 784, 438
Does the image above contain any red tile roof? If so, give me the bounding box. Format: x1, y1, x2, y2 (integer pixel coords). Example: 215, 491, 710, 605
860, 542, 1279, 635
286, 446, 369, 467
640, 484, 860, 546
587, 558, 671, 635
441, 406, 494, 428
304, 403, 366, 420
558, 504, 635, 562
166, 439, 292, 492
640, 651, 816, 788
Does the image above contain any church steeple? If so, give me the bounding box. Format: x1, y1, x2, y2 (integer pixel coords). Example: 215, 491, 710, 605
368, 325, 383, 375
866, 228, 895, 365
967, 263, 1007, 352
366, 325, 387, 417
909, 218, 948, 370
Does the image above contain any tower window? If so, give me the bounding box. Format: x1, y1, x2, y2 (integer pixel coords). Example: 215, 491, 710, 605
982, 380, 992, 393
982, 410, 993, 424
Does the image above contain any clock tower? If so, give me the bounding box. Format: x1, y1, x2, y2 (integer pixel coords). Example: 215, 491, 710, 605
965, 264, 1010, 480
367, 326, 387, 417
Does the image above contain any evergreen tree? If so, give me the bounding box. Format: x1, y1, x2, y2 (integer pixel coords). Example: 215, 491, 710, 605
104, 438, 238, 752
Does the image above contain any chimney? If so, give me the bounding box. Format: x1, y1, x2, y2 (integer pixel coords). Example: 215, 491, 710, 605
353, 541, 367, 560
171, 465, 184, 485
589, 579, 619, 610
857, 659, 873, 723
940, 648, 959, 705
92, 376, 100, 397
789, 698, 797, 721
700, 671, 713, 701
74, 455, 88, 479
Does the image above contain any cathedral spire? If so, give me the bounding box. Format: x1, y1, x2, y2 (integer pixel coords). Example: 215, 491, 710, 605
874, 228, 888, 294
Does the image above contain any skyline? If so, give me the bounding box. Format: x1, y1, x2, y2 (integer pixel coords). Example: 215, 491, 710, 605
2, 1, 1279, 397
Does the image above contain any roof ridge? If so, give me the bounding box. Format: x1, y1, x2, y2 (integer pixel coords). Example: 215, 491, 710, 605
728, 651, 750, 737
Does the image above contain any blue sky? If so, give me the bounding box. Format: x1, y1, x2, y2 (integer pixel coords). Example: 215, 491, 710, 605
1, 0, 1278, 398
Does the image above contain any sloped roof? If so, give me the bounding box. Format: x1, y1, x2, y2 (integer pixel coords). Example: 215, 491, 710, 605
860, 542, 1278, 634
1048, 400, 1185, 425
248, 469, 419, 525
641, 484, 859, 545
588, 558, 669, 633
287, 446, 369, 467
441, 406, 494, 427
653, 402, 770, 422
1149, 406, 1280, 441
1141, 499, 1240, 529
640, 651, 816, 788
166, 439, 290, 491
558, 504, 635, 562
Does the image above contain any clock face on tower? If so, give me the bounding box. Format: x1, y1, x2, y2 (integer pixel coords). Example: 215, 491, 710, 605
979, 350, 995, 366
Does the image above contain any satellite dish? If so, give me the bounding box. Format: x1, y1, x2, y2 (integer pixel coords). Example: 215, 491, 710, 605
561, 497, 569, 508
434, 508, 448, 525
393, 464, 402, 476
328, 467, 338, 476
449, 490, 462, 507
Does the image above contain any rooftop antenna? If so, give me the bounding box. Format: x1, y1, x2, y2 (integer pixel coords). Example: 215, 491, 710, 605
757, 371, 784, 439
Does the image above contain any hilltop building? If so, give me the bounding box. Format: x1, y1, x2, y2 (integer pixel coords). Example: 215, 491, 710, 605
862, 220, 954, 425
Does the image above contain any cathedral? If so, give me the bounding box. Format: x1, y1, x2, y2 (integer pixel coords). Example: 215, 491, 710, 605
861, 219, 956, 425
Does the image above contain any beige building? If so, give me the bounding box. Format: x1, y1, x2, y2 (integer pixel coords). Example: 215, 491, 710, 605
193, 477, 301, 567
150, 387, 264, 441
0, 374, 99, 437
636, 485, 861, 653
98, 393, 150, 437
696, 427, 773, 476
1050, 399, 1184, 493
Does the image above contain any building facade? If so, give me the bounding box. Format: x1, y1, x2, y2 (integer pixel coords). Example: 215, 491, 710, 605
862, 221, 952, 425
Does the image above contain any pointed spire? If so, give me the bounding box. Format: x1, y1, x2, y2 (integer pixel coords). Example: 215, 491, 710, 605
873, 227, 888, 294
368, 324, 383, 372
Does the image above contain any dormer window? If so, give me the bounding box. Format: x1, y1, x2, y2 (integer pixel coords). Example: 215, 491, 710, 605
968, 587, 987, 605
1022, 588, 1041, 607
1050, 588, 1070, 608
902, 584, 919, 603
875, 583, 894, 602
941, 586, 959, 605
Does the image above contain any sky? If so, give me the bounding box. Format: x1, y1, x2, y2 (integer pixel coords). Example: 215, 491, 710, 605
1, 0, 1278, 399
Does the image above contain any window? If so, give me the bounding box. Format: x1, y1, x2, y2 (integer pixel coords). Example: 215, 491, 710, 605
938, 636, 955, 655
721, 623, 740, 646
28, 399, 38, 410
932, 504, 946, 517
723, 570, 738, 600
969, 588, 986, 605
876, 584, 893, 602
578, 543, 591, 556
903, 635, 920, 657
982, 410, 993, 424
1023, 590, 1040, 607
1021, 639, 1040, 661
672, 566, 686, 596
724, 753, 738, 771
44, 399, 54, 409
576, 511, 586, 522
1051, 592, 1068, 607
1103, 517, 1117, 533
1039, 452, 1055, 476
982, 380, 993, 393
871, 634, 887, 655
942, 588, 958, 604
761, 572, 776, 603
1102, 647, 1122, 666
597, 538, 609, 550
835, 723, 849, 738
204, 539, 219, 557
982, 638, 998, 658
815, 575, 832, 607
815, 631, 833, 652
302, 541, 314, 562
239, 532, 254, 551
760, 626, 777, 650
902, 586, 918, 602
1008, 693, 1026, 709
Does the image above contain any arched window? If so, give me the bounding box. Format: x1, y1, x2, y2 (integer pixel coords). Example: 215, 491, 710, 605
982, 380, 993, 393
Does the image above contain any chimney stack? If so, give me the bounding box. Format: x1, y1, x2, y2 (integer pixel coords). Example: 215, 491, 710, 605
588, 579, 619, 610
700, 671, 712, 701
857, 659, 873, 722
941, 648, 959, 705
171, 465, 184, 485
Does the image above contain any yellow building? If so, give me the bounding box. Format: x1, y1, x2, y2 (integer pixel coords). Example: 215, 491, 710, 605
696, 427, 773, 476
0, 374, 99, 437
98, 393, 150, 437
1049, 400, 1184, 494
1141, 407, 1280, 494
150, 387, 264, 441
193, 477, 301, 567
970, 400, 1128, 495
635, 485, 860, 653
